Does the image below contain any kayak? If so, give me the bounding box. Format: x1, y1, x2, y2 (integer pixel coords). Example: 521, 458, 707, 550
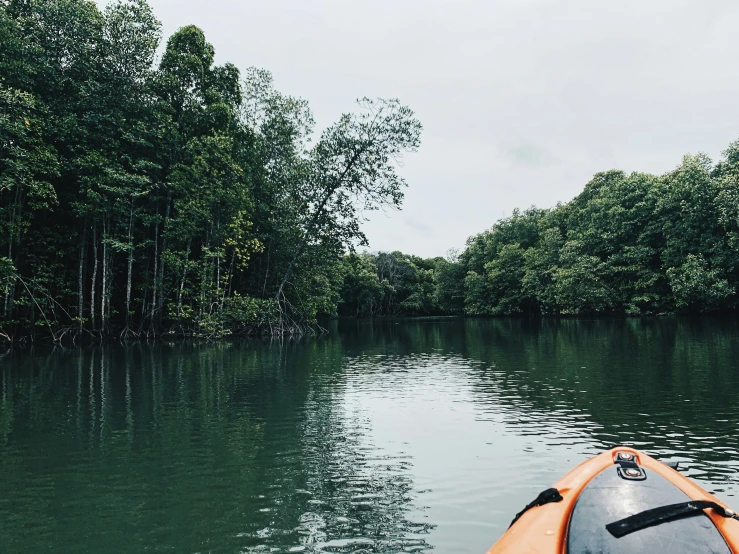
488, 447, 739, 553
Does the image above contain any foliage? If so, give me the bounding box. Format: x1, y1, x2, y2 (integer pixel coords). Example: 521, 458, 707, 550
339, 251, 456, 317
3, 0, 738, 342
450, 151, 739, 316
0, 0, 421, 341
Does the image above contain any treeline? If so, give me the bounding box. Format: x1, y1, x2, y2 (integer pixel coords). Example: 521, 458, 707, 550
458, 148, 739, 316
338, 251, 463, 317
0, 0, 420, 342
3, 2, 739, 344
340, 145, 739, 317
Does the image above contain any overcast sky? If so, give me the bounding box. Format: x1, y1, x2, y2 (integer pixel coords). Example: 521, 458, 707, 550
101, 0, 739, 257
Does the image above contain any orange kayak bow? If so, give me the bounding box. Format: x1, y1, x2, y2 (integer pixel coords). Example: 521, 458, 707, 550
488, 447, 739, 553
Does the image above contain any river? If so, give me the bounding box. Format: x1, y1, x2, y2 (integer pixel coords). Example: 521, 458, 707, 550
1, 317, 739, 553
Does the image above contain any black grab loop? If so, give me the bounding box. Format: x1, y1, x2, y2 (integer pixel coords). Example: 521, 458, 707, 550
508, 487, 563, 529
606, 500, 739, 538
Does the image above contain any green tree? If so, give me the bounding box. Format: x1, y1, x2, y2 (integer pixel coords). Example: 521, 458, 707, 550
273, 99, 422, 329
339, 253, 383, 316
0, 86, 58, 317
433, 251, 465, 314
521, 226, 562, 314
667, 254, 734, 311
483, 243, 527, 314
551, 241, 614, 314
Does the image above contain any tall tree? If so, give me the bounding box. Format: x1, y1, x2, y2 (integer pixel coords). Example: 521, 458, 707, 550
273, 98, 422, 329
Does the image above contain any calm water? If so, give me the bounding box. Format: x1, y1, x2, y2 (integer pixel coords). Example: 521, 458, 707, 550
2, 318, 739, 553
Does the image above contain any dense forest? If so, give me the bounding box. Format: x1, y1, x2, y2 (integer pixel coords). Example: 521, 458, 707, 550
341, 147, 739, 318
0, 0, 421, 342
2, 1, 739, 345
455, 152, 739, 317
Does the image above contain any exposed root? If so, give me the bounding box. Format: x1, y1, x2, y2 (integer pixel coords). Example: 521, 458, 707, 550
120, 326, 139, 340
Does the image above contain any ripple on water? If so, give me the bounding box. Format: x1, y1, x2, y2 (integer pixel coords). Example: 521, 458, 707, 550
2, 319, 739, 554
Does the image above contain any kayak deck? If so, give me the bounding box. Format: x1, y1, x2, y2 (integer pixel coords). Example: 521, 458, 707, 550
488, 447, 739, 554
568, 463, 730, 553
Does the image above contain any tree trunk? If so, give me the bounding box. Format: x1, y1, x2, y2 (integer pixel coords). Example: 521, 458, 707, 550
226, 247, 236, 300
274, 149, 362, 304
125, 202, 134, 327
150, 218, 158, 328
156, 194, 172, 326
137, 287, 148, 334
216, 249, 221, 302
77, 225, 87, 332
273, 188, 333, 302
101, 217, 107, 331
215, 220, 220, 298
200, 237, 209, 321
3, 231, 12, 318
90, 225, 99, 331
177, 239, 191, 319
261, 238, 271, 296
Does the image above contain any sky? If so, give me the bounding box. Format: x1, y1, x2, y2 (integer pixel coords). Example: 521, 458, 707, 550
99, 0, 739, 258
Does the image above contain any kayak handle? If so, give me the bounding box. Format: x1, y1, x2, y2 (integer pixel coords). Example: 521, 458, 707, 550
606, 500, 739, 538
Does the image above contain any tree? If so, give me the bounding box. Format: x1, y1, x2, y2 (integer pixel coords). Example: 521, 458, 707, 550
0, 86, 58, 317
433, 250, 465, 314
483, 243, 527, 314
667, 254, 734, 312
339, 253, 382, 316
0, 1, 427, 342
521, 226, 562, 314
551, 241, 614, 314
273, 98, 422, 329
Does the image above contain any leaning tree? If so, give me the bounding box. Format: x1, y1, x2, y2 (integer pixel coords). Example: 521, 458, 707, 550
273, 98, 422, 333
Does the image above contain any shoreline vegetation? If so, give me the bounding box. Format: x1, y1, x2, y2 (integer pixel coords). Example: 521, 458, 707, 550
0, 0, 422, 343
2, 1, 739, 346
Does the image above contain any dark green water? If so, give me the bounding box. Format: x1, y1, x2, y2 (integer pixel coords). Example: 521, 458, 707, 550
2, 318, 739, 553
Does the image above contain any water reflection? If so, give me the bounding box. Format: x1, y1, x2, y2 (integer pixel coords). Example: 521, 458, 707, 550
0, 342, 433, 553
459, 318, 739, 493
1, 318, 739, 553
